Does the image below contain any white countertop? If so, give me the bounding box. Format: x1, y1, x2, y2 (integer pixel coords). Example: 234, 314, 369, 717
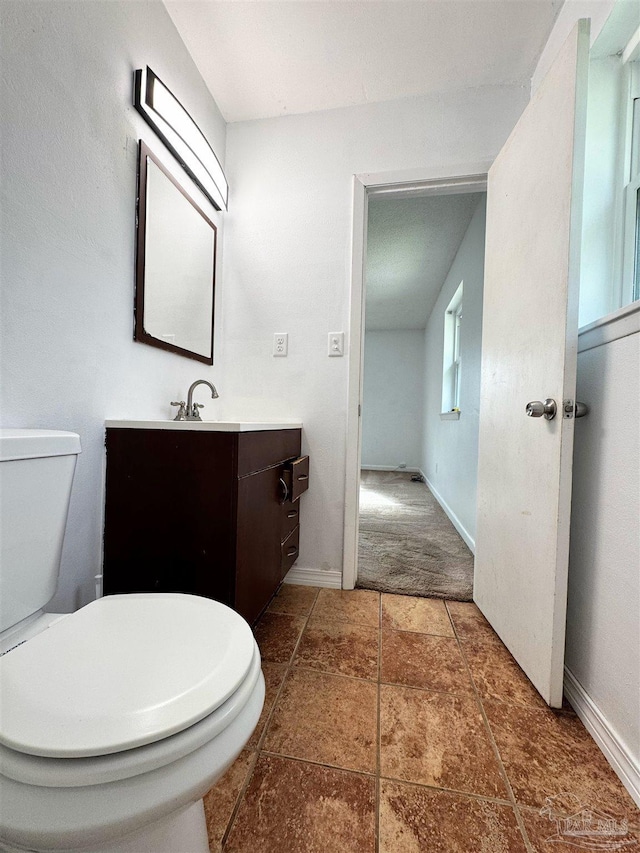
105, 419, 302, 432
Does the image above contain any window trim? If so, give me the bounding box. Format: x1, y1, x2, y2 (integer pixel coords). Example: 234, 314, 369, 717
621, 45, 640, 305
441, 281, 463, 415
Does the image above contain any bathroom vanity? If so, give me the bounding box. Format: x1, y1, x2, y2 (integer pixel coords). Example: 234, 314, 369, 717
102, 420, 308, 625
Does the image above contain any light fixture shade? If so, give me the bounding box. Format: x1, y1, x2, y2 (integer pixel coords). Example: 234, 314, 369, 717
134, 66, 228, 211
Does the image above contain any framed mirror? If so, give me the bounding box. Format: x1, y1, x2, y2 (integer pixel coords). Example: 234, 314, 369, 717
135, 141, 217, 364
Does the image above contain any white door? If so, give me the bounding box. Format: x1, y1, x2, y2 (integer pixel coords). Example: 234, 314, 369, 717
474, 20, 589, 708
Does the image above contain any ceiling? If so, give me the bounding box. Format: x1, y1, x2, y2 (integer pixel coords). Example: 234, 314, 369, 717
164, 1, 561, 123
365, 193, 484, 331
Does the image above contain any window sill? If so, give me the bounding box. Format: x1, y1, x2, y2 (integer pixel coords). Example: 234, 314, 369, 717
440, 411, 461, 421
578, 301, 640, 353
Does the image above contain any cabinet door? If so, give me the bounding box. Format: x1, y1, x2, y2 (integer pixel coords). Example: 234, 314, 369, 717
103, 429, 236, 605
235, 465, 283, 624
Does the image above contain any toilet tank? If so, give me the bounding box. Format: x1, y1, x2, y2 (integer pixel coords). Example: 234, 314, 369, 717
0, 429, 81, 633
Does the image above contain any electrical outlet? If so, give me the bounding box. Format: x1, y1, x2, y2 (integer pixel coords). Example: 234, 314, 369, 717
328, 331, 344, 357
273, 332, 288, 357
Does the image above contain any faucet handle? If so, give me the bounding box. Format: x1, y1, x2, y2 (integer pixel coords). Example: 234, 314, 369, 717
189, 402, 205, 421
171, 401, 187, 421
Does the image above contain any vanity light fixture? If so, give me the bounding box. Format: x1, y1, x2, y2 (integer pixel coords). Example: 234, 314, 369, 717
134, 66, 228, 211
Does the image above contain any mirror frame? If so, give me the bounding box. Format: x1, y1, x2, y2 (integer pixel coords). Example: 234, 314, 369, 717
135, 141, 217, 364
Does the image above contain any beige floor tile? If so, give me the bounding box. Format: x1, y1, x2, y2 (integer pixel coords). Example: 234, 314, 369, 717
446, 600, 498, 642
485, 700, 639, 815
253, 611, 306, 664
380, 684, 507, 799
382, 593, 455, 636
294, 619, 379, 680
264, 668, 378, 773
380, 779, 527, 853
460, 635, 547, 709
225, 754, 376, 853
311, 588, 380, 627
246, 661, 287, 750
267, 583, 320, 616
208, 592, 638, 853
381, 629, 473, 694
202, 749, 255, 853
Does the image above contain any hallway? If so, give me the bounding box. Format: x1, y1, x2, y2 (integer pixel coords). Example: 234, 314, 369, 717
357, 470, 474, 600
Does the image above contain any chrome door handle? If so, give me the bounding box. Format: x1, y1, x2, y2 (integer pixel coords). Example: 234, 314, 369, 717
526, 399, 557, 420
279, 477, 289, 503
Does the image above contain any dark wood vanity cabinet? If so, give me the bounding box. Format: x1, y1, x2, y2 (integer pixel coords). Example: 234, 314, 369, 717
103, 427, 308, 625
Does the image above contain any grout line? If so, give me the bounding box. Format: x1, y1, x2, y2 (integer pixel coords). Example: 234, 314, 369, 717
260, 750, 377, 778
379, 773, 516, 807
449, 607, 536, 853
218, 746, 259, 851
378, 679, 477, 699
221, 587, 320, 851
291, 663, 378, 684
305, 614, 381, 629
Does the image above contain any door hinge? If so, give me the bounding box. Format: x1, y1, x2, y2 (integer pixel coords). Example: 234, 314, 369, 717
358, 404, 361, 417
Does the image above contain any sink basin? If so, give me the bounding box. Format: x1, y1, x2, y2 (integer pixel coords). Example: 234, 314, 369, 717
105, 419, 302, 432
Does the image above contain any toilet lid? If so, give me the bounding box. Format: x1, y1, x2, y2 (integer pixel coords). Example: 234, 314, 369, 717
0, 593, 256, 758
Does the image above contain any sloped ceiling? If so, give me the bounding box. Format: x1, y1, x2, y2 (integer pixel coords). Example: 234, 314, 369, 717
164, 0, 561, 122
365, 193, 484, 330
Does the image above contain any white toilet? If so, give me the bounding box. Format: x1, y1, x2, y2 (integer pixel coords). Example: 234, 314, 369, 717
0, 429, 265, 853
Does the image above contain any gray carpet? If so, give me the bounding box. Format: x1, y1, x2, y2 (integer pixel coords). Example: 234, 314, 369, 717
356, 470, 474, 601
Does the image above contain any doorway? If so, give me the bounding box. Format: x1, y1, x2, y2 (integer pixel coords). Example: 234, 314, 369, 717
343, 166, 490, 593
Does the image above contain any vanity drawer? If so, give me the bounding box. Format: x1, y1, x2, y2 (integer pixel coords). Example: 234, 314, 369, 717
281, 502, 300, 541
281, 526, 300, 577
283, 455, 309, 503
237, 430, 301, 478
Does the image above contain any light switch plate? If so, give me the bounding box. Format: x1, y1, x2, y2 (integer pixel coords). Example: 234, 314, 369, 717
328, 331, 344, 357
273, 332, 288, 356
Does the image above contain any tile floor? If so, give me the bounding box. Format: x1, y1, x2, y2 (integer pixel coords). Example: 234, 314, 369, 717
204, 586, 639, 852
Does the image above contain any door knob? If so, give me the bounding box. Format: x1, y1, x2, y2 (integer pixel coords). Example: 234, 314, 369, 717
526, 399, 557, 420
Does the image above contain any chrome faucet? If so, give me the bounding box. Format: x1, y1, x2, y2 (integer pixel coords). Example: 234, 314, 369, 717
186, 379, 219, 420
171, 380, 219, 421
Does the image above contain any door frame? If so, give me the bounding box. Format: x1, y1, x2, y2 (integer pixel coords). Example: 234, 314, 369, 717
342, 162, 491, 589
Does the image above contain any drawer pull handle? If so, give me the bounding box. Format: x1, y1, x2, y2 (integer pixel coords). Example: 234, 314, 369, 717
297, 474, 308, 481
287, 546, 298, 557
287, 510, 298, 518
279, 477, 289, 503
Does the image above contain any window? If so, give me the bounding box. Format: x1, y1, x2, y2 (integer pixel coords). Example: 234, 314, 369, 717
442, 282, 463, 414
622, 57, 640, 303
579, 15, 640, 326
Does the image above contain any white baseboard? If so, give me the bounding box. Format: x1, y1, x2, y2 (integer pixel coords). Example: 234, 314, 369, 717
422, 471, 476, 554
361, 465, 422, 473
564, 667, 640, 809
284, 567, 342, 588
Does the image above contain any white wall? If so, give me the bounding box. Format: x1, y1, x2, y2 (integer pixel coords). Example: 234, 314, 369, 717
223, 86, 528, 579
421, 197, 486, 548
567, 324, 640, 801
531, 0, 616, 94
0, 0, 227, 611
361, 330, 424, 470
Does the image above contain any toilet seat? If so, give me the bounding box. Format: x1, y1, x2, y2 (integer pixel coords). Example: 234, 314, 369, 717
0, 593, 256, 759
0, 645, 262, 788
